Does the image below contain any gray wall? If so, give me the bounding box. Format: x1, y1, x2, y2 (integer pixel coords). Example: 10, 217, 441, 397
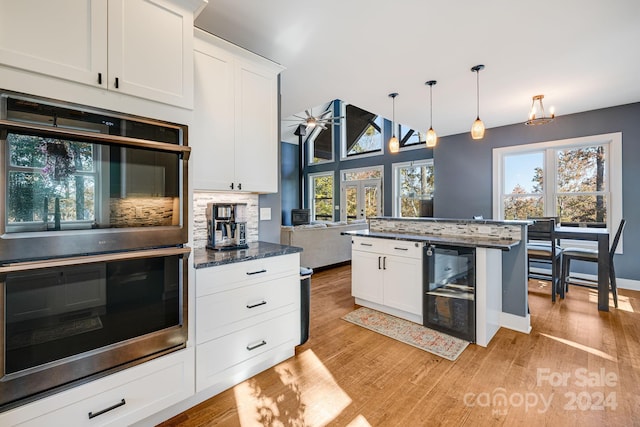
435, 102, 640, 281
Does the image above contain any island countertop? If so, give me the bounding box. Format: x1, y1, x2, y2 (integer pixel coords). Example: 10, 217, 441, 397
344, 229, 520, 250
193, 241, 302, 269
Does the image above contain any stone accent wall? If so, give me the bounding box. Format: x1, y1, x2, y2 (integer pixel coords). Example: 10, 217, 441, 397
369, 218, 522, 240
193, 192, 259, 248
109, 197, 178, 226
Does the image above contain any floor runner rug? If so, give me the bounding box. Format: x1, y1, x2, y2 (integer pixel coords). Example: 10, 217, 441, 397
342, 307, 469, 361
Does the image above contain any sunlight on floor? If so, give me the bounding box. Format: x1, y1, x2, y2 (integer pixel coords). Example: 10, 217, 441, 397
539, 333, 617, 362
587, 290, 634, 312
233, 349, 354, 426
346, 414, 373, 426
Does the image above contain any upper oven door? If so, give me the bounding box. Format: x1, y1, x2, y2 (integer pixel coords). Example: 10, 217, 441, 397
0, 92, 189, 262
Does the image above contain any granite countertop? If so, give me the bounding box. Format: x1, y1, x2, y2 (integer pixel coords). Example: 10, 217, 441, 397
371, 216, 532, 226
344, 229, 520, 250
193, 241, 303, 269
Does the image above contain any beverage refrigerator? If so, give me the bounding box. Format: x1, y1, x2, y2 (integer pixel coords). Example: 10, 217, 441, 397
423, 244, 476, 342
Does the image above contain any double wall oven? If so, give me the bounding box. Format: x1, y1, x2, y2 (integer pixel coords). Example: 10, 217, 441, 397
0, 90, 190, 411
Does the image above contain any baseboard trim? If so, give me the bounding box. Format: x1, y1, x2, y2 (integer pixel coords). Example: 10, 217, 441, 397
529, 267, 640, 291
500, 312, 531, 334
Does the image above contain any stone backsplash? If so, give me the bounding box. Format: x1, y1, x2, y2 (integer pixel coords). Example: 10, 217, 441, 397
369, 217, 523, 240
110, 197, 178, 226
193, 192, 259, 248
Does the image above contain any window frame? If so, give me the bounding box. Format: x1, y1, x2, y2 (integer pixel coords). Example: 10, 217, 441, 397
306, 103, 335, 166
339, 165, 384, 221
307, 171, 335, 223
493, 132, 622, 252
392, 159, 434, 217
339, 102, 385, 161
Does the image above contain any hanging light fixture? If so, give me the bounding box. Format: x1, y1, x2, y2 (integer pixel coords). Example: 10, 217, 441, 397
388, 92, 399, 153
424, 80, 437, 148
525, 94, 555, 126
470, 64, 485, 140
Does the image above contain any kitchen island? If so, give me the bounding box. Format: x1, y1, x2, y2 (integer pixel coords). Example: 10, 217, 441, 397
346, 217, 531, 346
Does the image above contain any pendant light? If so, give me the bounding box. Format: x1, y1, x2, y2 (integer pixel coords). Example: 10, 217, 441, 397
425, 80, 437, 148
470, 64, 485, 140
388, 93, 399, 153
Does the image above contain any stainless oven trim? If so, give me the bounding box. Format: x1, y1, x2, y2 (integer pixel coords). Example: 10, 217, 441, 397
0, 247, 190, 411
0, 245, 191, 273
0, 119, 191, 160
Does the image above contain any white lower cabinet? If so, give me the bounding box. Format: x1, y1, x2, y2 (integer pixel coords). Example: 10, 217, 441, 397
351, 237, 423, 322
194, 253, 301, 394
0, 347, 194, 427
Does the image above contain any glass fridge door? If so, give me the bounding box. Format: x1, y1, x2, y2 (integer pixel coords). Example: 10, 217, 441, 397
423, 245, 476, 341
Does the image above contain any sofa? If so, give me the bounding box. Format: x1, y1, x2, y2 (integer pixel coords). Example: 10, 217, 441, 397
280, 220, 368, 269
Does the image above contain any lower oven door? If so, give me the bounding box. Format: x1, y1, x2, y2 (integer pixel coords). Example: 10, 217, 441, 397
0, 246, 190, 412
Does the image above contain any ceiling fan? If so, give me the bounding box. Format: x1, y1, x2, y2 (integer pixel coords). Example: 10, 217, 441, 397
284, 107, 344, 130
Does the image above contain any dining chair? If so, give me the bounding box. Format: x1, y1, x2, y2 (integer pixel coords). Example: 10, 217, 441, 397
527, 217, 562, 302
560, 219, 626, 308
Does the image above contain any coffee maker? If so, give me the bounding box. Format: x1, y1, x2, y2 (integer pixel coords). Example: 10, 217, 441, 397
206, 203, 248, 250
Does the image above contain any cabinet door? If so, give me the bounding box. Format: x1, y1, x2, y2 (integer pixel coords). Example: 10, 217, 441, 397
0, 0, 108, 87
351, 250, 383, 304
108, 0, 194, 108
233, 59, 279, 193
383, 255, 423, 315
192, 44, 236, 191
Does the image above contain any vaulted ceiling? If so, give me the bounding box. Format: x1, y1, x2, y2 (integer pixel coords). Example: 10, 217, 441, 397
195, 1, 640, 143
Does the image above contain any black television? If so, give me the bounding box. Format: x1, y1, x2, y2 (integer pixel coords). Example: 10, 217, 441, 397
291, 209, 310, 226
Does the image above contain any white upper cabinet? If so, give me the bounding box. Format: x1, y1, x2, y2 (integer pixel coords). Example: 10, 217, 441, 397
0, 0, 108, 86
0, 0, 199, 109
192, 29, 284, 193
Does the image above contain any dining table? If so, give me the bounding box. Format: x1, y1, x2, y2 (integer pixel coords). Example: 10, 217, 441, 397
554, 226, 610, 311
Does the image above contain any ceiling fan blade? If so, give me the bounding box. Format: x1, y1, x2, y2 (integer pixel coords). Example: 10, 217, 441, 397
317, 123, 328, 130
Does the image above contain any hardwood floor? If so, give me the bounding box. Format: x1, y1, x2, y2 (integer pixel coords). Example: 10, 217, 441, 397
159, 265, 640, 426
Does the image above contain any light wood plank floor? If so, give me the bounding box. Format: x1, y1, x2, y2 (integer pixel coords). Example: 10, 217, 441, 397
159, 265, 640, 426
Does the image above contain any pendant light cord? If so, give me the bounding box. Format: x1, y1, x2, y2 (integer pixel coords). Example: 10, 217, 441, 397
476, 70, 480, 120
392, 96, 396, 136
430, 84, 433, 128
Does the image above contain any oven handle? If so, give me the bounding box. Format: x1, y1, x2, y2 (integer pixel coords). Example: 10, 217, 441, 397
0, 119, 191, 160
0, 246, 192, 274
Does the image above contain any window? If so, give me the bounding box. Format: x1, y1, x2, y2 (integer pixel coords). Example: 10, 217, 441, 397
307, 103, 334, 165
399, 124, 423, 148
493, 133, 622, 247
342, 104, 383, 158
308, 171, 334, 222
392, 160, 434, 217
7, 132, 97, 232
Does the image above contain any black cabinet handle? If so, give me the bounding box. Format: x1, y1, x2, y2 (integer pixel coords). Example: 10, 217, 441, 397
247, 300, 267, 309
360, 243, 373, 247
393, 247, 409, 251
246, 340, 267, 351
238, 183, 242, 190
246, 269, 267, 275
114, 77, 119, 89
378, 256, 381, 270
383, 256, 386, 270
230, 183, 234, 189
88, 398, 126, 419
98, 72, 102, 84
